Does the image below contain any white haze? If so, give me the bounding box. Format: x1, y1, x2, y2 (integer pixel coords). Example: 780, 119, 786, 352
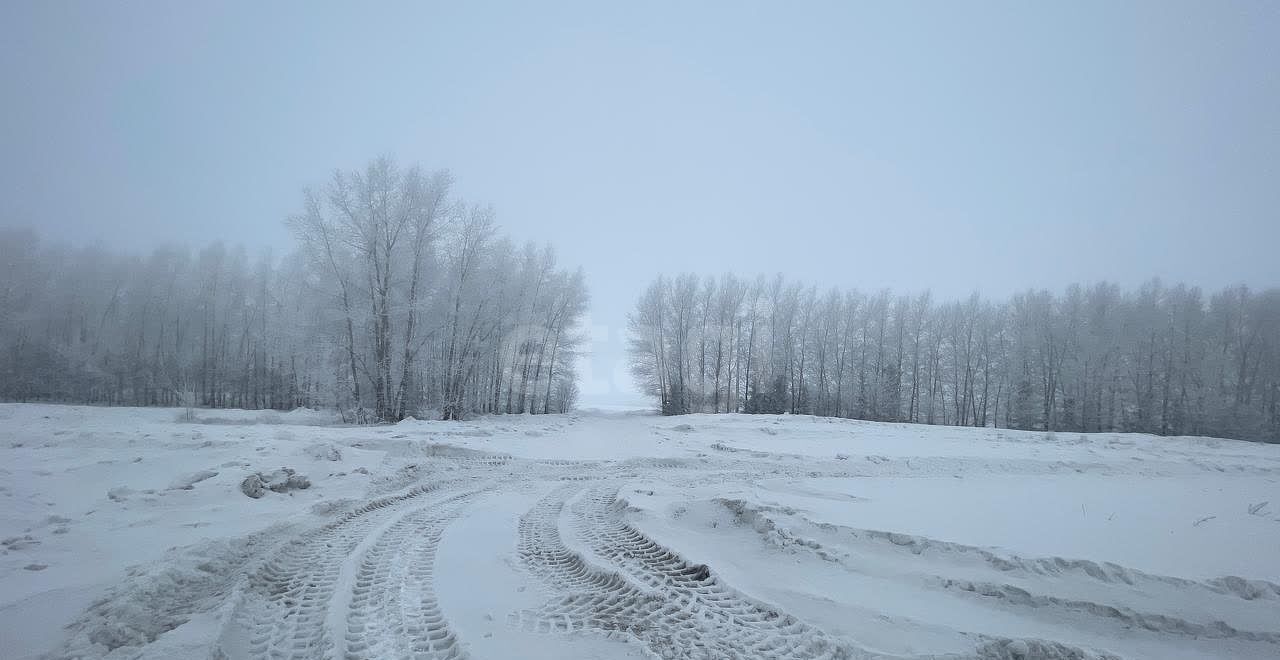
3, 5, 1280, 660
2, 2, 1279, 405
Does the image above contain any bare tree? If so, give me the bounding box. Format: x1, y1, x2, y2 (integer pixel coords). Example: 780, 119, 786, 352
625, 271, 1280, 442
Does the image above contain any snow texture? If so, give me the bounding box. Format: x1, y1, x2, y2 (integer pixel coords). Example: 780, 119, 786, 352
1, 403, 1278, 659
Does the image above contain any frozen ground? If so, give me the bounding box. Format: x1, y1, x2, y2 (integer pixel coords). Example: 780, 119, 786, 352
1, 404, 1278, 659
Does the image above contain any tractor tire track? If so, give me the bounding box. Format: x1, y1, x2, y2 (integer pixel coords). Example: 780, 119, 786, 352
515, 484, 858, 659
217, 480, 483, 660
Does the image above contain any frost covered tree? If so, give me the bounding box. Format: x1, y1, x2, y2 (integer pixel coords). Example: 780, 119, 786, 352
626, 272, 1280, 442
287, 157, 588, 421
289, 157, 451, 422
0, 158, 589, 422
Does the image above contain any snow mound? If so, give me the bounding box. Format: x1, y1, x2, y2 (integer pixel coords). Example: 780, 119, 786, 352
239, 468, 311, 499
106, 486, 135, 502
166, 470, 219, 491
178, 407, 338, 427
303, 442, 342, 462
309, 498, 355, 515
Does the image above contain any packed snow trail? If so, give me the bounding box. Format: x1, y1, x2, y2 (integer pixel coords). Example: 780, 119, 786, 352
5, 406, 1280, 659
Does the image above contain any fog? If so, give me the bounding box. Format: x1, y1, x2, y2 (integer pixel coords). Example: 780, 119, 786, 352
3, 1, 1278, 406
5, 6, 1280, 660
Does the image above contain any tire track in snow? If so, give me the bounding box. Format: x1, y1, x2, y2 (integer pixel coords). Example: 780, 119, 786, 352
715, 498, 1280, 646
340, 490, 478, 660
216, 480, 483, 660
515, 484, 859, 659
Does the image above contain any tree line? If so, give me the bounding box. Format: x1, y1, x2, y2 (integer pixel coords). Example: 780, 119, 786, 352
628, 273, 1280, 442
0, 157, 588, 422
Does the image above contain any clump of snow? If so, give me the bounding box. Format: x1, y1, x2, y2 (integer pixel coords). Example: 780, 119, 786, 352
239, 468, 311, 499
238, 475, 266, 498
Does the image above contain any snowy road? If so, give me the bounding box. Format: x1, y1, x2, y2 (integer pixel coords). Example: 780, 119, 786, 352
2, 405, 1279, 659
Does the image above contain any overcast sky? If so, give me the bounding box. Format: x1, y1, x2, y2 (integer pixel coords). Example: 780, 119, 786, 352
2, 1, 1278, 404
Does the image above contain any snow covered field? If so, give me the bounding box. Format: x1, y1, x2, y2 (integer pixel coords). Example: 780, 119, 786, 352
1, 404, 1278, 659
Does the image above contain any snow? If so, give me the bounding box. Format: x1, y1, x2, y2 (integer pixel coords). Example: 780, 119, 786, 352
1, 403, 1278, 659
758, 473, 1280, 581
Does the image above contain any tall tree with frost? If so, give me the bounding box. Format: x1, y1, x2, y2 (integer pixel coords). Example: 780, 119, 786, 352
626, 272, 1280, 442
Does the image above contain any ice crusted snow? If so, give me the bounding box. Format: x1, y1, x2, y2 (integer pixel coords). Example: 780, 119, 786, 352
1, 404, 1278, 659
